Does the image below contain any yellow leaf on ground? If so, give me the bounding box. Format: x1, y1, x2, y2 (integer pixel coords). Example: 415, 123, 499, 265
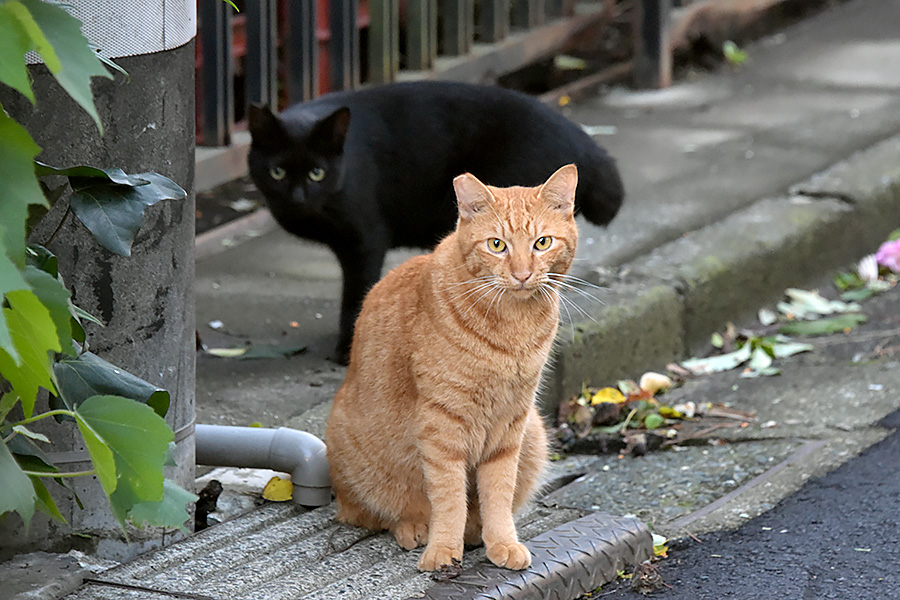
263, 476, 293, 501
591, 387, 626, 405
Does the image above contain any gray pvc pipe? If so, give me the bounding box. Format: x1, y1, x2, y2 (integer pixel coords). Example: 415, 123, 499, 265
195, 424, 331, 507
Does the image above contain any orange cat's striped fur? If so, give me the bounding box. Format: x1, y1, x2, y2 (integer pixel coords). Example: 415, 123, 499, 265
325, 165, 579, 571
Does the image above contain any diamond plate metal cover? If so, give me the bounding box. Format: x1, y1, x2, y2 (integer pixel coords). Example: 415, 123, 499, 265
414, 512, 652, 600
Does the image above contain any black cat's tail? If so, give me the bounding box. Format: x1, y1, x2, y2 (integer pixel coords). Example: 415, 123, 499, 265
575, 148, 625, 227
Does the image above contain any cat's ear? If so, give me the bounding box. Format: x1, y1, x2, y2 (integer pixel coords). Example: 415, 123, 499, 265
248, 104, 287, 146
538, 164, 578, 214
453, 173, 494, 221
310, 107, 351, 153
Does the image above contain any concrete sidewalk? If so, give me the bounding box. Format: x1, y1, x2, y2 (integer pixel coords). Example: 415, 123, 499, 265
53, 0, 900, 598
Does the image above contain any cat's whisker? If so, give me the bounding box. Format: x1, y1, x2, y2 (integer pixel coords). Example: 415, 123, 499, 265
483, 287, 506, 324
443, 275, 496, 289
546, 272, 608, 293
461, 280, 503, 319
559, 297, 577, 342
448, 279, 500, 304
545, 278, 605, 307
540, 283, 576, 342
547, 271, 607, 288
558, 293, 600, 327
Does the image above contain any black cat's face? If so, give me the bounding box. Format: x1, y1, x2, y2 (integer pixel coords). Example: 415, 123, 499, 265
247, 105, 350, 216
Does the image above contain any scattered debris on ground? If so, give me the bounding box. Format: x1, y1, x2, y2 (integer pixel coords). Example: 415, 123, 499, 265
555, 231, 900, 458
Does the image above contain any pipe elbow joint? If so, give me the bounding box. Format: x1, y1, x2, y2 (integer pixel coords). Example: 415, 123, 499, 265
270, 427, 332, 507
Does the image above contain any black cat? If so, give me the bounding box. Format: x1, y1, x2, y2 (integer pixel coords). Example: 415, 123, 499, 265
248, 80, 624, 364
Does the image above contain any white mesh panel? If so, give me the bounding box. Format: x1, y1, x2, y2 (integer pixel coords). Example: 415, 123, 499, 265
26, 0, 196, 64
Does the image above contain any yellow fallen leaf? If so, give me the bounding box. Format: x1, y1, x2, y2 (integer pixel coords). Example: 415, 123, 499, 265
206, 347, 248, 358
652, 533, 669, 558
263, 476, 293, 501
591, 387, 626, 405
658, 406, 685, 419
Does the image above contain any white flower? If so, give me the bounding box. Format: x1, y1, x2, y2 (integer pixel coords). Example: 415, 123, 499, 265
857, 254, 879, 282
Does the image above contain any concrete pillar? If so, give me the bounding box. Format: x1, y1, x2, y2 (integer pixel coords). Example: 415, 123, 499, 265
0, 19, 196, 559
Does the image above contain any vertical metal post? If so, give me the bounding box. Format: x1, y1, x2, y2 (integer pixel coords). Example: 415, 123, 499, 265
406, 0, 437, 70
330, 0, 361, 91
199, 0, 233, 146
245, 0, 278, 108
512, 0, 545, 29
441, 0, 474, 56
287, 1, 318, 102
368, 0, 399, 84
633, 0, 672, 89
479, 0, 509, 43
546, 0, 565, 18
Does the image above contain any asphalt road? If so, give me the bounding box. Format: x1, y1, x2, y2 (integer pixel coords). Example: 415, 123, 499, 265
598, 411, 900, 599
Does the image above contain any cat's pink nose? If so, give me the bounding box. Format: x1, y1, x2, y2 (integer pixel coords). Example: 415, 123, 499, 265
512, 271, 531, 284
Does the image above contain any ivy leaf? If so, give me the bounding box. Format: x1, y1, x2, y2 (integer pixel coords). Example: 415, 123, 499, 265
0, 439, 37, 528
73, 408, 117, 496
23, 265, 75, 356
76, 396, 173, 510
34, 162, 150, 187
68, 172, 187, 256
0, 0, 61, 103
54, 351, 170, 417
8, 435, 58, 475
19, 0, 112, 130
30, 475, 66, 523
0, 242, 30, 363
0, 391, 19, 422
127, 480, 198, 533
0, 110, 46, 270
0, 289, 60, 416
25, 244, 59, 277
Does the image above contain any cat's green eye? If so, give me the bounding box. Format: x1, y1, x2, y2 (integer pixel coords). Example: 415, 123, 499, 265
534, 236, 552, 251
487, 238, 507, 253
269, 166, 287, 181
308, 167, 326, 182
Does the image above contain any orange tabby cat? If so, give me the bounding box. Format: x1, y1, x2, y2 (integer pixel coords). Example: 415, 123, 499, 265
325, 164, 579, 571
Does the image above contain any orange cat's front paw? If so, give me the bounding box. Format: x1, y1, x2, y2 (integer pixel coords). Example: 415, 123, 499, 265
393, 521, 429, 550
417, 543, 462, 571
486, 541, 531, 570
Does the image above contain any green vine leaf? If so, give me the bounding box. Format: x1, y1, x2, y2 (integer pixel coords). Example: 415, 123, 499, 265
0, 241, 30, 363
54, 351, 170, 417
75, 395, 174, 527
0, 391, 19, 423
18, 0, 112, 129
0, 110, 46, 270
127, 480, 198, 533
0, 1, 61, 103
73, 407, 117, 496
0, 289, 60, 416
68, 172, 187, 256
7, 435, 58, 475
0, 440, 38, 529
30, 475, 66, 523
34, 162, 149, 186
23, 265, 75, 356
26, 244, 59, 277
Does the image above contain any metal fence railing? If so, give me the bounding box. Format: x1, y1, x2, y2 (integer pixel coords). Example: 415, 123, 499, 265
196, 0, 675, 147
